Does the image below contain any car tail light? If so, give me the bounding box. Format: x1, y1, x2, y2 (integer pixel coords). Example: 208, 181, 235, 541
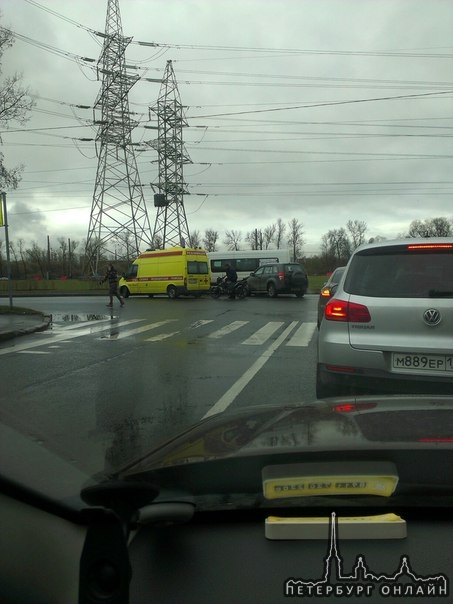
418, 437, 453, 442
277, 271, 285, 281
333, 402, 377, 413
325, 298, 371, 322
407, 243, 453, 250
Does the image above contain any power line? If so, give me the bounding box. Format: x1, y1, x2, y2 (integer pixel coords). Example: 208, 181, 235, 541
22, 0, 453, 60
188, 91, 453, 119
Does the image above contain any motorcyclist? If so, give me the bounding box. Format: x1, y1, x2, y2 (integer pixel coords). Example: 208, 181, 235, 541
224, 263, 238, 299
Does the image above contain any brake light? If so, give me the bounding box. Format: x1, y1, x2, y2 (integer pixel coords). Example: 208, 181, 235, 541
418, 437, 453, 442
407, 244, 453, 250
277, 271, 285, 281
333, 402, 377, 413
325, 298, 371, 322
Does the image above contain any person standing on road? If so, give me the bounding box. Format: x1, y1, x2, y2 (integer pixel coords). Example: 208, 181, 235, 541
100, 264, 125, 307
224, 262, 238, 299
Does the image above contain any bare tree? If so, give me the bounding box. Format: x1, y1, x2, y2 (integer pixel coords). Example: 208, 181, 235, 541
346, 219, 367, 250
287, 218, 305, 261
0, 22, 35, 190
408, 217, 452, 237
26, 242, 46, 278
203, 228, 219, 252
245, 228, 263, 250
151, 234, 163, 250
188, 230, 202, 248
322, 228, 351, 265
57, 237, 68, 274
275, 218, 286, 249
223, 230, 242, 251
263, 224, 276, 249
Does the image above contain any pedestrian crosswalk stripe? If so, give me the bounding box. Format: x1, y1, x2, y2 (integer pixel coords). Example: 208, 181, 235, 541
100, 319, 176, 340
1, 317, 318, 357
0, 319, 144, 356
146, 331, 181, 342
51, 318, 115, 332
286, 322, 317, 347
242, 321, 284, 345
189, 320, 214, 329
208, 320, 249, 339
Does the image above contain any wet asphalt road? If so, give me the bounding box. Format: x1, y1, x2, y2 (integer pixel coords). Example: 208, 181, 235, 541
0, 294, 318, 477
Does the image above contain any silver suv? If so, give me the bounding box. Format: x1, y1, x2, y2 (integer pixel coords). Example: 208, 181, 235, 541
316, 238, 453, 398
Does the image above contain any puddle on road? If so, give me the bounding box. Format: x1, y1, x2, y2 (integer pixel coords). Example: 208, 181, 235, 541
50, 313, 112, 324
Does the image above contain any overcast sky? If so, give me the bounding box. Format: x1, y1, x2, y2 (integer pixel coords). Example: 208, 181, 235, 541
1, 0, 453, 254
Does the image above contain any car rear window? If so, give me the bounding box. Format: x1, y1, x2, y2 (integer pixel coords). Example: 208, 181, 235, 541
344, 246, 453, 298
284, 263, 306, 273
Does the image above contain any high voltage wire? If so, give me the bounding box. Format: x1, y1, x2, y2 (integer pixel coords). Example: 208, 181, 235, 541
187, 91, 453, 119
9, 25, 453, 93
21, 0, 453, 59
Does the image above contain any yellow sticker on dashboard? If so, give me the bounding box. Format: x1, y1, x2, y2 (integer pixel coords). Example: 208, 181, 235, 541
262, 463, 399, 499
263, 475, 397, 499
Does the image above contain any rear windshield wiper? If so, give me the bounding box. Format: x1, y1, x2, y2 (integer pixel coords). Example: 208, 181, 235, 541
429, 289, 453, 298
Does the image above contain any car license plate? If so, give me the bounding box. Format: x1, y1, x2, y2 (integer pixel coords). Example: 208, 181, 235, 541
392, 353, 453, 373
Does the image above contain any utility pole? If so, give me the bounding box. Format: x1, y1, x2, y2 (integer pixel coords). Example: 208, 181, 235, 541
1, 192, 13, 308
148, 60, 192, 248
85, 0, 152, 274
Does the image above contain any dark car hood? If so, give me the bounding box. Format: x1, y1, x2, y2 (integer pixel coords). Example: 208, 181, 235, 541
119, 395, 453, 477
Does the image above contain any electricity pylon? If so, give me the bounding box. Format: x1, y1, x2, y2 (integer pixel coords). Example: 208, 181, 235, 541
148, 60, 192, 248
85, 0, 152, 273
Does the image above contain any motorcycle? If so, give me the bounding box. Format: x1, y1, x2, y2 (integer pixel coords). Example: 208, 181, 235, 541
210, 276, 248, 299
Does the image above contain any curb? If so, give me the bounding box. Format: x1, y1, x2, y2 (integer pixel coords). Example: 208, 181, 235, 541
0, 314, 52, 342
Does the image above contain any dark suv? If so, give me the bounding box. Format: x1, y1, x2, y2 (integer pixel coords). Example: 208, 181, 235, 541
246, 262, 308, 298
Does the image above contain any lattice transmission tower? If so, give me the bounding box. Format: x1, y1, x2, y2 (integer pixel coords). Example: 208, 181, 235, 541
148, 60, 192, 248
85, 0, 152, 273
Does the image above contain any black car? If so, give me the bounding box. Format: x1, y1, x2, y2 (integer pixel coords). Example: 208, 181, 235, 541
317, 266, 346, 327
246, 262, 308, 298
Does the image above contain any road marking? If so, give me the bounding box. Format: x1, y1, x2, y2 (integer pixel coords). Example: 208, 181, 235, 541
100, 319, 177, 340
203, 321, 298, 419
189, 320, 214, 329
146, 331, 181, 342
242, 321, 284, 345
286, 321, 317, 346
50, 318, 113, 331
17, 350, 50, 355
0, 319, 144, 356
208, 320, 248, 339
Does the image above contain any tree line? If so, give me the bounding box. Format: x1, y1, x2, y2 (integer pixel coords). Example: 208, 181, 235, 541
1, 216, 451, 279
303, 216, 452, 275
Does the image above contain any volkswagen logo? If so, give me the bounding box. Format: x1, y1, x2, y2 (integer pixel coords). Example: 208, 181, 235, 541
423, 308, 441, 326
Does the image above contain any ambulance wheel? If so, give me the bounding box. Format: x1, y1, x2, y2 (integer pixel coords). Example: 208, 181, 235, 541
120, 286, 130, 299
167, 285, 178, 299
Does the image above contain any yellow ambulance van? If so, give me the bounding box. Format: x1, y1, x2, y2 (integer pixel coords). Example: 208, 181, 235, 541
118, 247, 211, 299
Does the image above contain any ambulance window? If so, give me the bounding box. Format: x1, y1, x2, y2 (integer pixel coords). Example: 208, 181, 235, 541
125, 264, 138, 278
188, 261, 209, 274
